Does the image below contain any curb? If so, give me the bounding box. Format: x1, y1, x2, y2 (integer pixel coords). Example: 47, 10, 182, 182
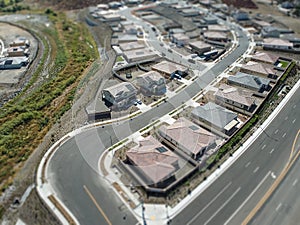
168, 78, 300, 219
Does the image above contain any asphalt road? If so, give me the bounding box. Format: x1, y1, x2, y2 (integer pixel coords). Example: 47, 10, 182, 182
171, 87, 300, 225
47, 7, 250, 225
250, 136, 300, 225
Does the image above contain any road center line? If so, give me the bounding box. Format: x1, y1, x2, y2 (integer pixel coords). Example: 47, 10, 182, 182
83, 185, 112, 225
293, 104, 297, 109
292, 119, 296, 124
253, 167, 260, 173
245, 162, 251, 168
204, 187, 241, 225
270, 149, 274, 154
187, 182, 232, 225
261, 144, 266, 150
224, 171, 271, 225
274, 129, 279, 134
285, 116, 288, 120
282, 133, 286, 138
293, 179, 298, 186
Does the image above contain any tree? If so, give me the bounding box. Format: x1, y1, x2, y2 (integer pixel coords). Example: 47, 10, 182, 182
0, 0, 5, 8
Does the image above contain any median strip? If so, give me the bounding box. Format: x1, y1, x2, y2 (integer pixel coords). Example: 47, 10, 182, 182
48, 195, 76, 225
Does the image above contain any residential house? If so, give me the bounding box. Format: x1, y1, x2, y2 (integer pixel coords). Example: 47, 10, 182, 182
136, 71, 166, 95
207, 25, 229, 32
171, 33, 189, 47
163, 22, 182, 31
6, 47, 29, 57
199, 0, 214, 8
102, 82, 137, 109
96, 4, 109, 10
252, 19, 271, 30
232, 11, 249, 22
101, 13, 123, 22
168, 28, 185, 38
281, 1, 294, 9
0, 57, 29, 70
261, 26, 280, 38
186, 30, 200, 39
85, 99, 111, 121
158, 117, 217, 160
181, 8, 200, 17
203, 31, 228, 42
203, 15, 218, 25
151, 60, 188, 77
124, 0, 140, 5
9, 37, 30, 48
172, 4, 192, 11
189, 40, 212, 55
119, 41, 145, 51
240, 61, 282, 80
199, 0, 211, 7
126, 136, 179, 187
280, 34, 300, 47
211, 3, 228, 12
123, 24, 138, 35
250, 51, 279, 64
262, 38, 293, 50
192, 102, 239, 136
214, 84, 256, 112
108, 1, 122, 9
118, 34, 138, 43
227, 72, 271, 93
123, 48, 158, 63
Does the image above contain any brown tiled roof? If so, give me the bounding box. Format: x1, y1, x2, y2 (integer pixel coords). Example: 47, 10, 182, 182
203, 31, 227, 40
241, 61, 277, 76
251, 51, 279, 64
137, 163, 175, 184
119, 41, 145, 51
138, 71, 164, 83
126, 136, 178, 184
103, 82, 137, 97
158, 117, 216, 155
152, 60, 188, 75
263, 38, 293, 47
216, 84, 255, 107
189, 40, 211, 50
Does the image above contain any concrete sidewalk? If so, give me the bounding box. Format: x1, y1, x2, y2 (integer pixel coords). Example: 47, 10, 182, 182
100, 78, 300, 225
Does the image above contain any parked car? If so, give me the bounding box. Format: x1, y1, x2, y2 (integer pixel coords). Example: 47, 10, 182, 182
171, 74, 182, 80
190, 54, 198, 58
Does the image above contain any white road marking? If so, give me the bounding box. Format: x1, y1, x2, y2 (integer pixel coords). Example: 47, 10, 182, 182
276, 203, 282, 212
261, 144, 266, 150
224, 171, 271, 225
187, 182, 232, 225
274, 129, 279, 134
282, 133, 286, 138
293, 179, 298, 186
271, 172, 276, 179
245, 162, 251, 168
270, 149, 274, 154
204, 187, 241, 225
253, 167, 260, 173
292, 119, 296, 124
293, 104, 297, 109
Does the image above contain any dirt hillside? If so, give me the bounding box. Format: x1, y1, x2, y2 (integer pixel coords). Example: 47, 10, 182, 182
28, 0, 111, 10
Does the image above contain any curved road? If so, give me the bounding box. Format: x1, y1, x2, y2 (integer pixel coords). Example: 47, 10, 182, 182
250, 134, 300, 225
47, 9, 249, 225
171, 86, 300, 225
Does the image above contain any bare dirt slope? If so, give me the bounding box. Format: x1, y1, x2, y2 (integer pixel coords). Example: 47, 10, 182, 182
26, 0, 111, 10
222, 0, 258, 9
